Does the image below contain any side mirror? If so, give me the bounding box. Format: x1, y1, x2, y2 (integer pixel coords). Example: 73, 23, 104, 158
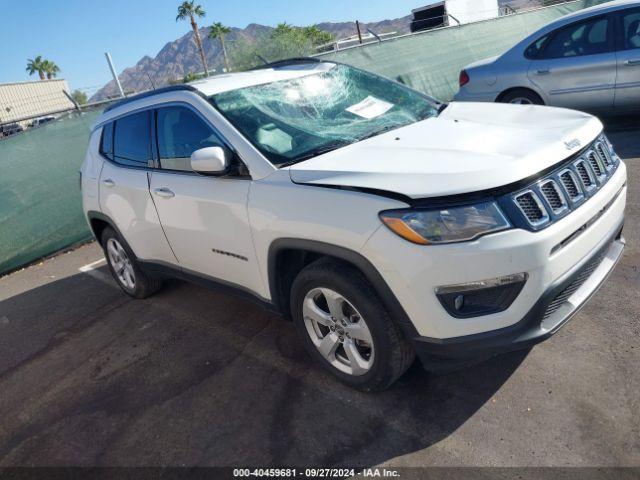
191, 146, 228, 174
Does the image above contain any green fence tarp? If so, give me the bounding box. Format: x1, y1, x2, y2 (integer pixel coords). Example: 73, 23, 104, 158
0, 110, 100, 274
319, 0, 608, 102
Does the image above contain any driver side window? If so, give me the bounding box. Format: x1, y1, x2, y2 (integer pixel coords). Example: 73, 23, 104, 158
156, 106, 224, 172
538, 17, 610, 59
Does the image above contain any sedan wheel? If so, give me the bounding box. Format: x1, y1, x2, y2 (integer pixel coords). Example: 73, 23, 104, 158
510, 97, 533, 105
106, 237, 136, 290
302, 287, 374, 376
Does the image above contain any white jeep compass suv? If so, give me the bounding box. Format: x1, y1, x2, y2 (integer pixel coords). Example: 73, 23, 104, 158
81, 59, 626, 391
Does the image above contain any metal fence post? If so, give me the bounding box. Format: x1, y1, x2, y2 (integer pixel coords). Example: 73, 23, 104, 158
105, 52, 126, 98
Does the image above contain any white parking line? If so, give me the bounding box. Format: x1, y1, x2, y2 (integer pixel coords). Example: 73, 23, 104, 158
78, 258, 115, 286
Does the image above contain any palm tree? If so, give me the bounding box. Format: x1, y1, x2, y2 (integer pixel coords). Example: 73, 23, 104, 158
176, 1, 209, 77
42, 60, 60, 80
26, 55, 46, 80
209, 22, 231, 72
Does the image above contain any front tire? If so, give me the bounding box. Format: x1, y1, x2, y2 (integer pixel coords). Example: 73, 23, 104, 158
101, 227, 162, 299
290, 259, 414, 392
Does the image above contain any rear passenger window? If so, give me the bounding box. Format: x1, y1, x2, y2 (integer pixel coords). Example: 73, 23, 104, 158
100, 123, 114, 160
621, 9, 640, 50
156, 106, 224, 172
539, 17, 610, 59
113, 111, 152, 167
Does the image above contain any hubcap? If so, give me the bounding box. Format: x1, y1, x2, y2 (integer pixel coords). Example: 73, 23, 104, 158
510, 97, 533, 105
302, 288, 374, 376
106, 238, 135, 290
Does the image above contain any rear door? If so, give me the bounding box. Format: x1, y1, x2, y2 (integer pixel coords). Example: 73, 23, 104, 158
614, 7, 640, 111
98, 111, 176, 263
148, 105, 264, 295
528, 14, 616, 112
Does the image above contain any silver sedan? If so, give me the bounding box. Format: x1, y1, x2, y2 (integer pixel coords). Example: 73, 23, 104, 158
454, 0, 640, 114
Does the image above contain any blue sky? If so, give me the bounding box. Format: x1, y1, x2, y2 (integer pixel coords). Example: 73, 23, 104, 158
1, 0, 433, 92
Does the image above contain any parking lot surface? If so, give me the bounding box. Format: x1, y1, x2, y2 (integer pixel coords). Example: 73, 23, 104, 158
0, 125, 639, 468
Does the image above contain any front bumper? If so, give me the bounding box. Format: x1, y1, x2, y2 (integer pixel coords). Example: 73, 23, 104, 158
412, 224, 625, 372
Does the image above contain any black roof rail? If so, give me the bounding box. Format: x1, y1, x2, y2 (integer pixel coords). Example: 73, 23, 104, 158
103, 84, 201, 113
250, 57, 323, 71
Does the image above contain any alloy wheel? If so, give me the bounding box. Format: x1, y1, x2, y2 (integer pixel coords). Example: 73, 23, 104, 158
510, 97, 533, 105
302, 287, 374, 376
106, 238, 136, 290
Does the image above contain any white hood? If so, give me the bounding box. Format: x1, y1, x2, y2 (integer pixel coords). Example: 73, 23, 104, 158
289, 102, 602, 199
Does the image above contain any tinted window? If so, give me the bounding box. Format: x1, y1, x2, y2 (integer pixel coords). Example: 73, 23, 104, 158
540, 17, 610, 59
156, 106, 224, 171
100, 122, 113, 160
621, 9, 640, 50
113, 111, 152, 167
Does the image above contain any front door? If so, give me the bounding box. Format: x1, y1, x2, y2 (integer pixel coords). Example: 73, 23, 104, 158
148, 105, 264, 296
614, 7, 640, 111
528, 14, 616, 112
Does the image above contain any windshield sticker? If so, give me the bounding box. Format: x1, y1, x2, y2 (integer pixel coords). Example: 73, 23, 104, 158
346, 96, 393, 119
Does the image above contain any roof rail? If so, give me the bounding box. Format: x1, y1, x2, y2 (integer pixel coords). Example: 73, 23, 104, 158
103, 84, 200, 113
250, 57, 323, 71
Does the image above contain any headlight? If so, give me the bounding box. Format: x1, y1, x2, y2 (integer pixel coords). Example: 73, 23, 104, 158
379, 201, 510, 245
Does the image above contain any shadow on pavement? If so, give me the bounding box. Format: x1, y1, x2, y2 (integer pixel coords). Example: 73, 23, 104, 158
0, 270, 528, 467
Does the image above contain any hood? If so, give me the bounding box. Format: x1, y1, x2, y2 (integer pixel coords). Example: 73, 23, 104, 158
288, 102, 602, 199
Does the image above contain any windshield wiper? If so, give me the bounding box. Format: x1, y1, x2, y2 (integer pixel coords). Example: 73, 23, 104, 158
437, 102, 449, 115
278, 140, 350, 168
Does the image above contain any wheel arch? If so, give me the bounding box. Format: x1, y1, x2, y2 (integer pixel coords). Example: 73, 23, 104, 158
267, 238, 418, 338
495, 86, 545, 104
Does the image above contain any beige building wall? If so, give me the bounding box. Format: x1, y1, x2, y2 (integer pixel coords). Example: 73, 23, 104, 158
0, 79, 75, 125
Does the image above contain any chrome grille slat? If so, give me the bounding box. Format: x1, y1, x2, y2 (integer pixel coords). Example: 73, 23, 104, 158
558, 169, 583, 204
587, 150, 607, 182
575, 159, 596, 191
540, 180, 567, 214
511, 135, 619, 230
514, 190, 549, 226
595, 141, 614, 170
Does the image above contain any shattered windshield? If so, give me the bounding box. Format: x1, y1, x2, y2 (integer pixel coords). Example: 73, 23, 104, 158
210, 63, 439, 166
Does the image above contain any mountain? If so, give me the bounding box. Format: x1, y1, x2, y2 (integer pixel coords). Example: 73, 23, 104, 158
90, 0, 542, 101
90, 17, 412, 101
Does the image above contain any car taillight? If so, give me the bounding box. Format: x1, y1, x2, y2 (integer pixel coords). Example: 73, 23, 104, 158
459, 70, 470, 87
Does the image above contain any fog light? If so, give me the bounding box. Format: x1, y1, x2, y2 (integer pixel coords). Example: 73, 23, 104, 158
435, 273, 528, 319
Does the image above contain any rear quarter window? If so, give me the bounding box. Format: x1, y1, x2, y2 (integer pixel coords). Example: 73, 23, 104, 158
112, 111, 152, 167
99, 122, 114, 160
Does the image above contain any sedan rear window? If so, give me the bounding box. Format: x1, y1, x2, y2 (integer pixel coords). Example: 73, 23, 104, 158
211, 63, 439, 166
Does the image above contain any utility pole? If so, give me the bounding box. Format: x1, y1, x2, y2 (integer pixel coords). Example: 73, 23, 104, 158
355, 20, 363, 44
104, 52, 125, 98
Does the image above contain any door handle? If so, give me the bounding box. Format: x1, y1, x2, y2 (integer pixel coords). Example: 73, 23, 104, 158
101, 179, 115, 188
625, 59, 640, 66
535, 69, 551, 75
153, 187, 175, 198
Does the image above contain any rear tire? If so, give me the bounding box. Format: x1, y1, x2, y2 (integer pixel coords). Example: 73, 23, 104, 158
290, 258, 414, 392
499, 89, 544, 105
101, 227, 162, 299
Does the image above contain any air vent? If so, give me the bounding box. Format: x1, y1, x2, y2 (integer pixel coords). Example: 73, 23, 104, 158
540, 180, 567, 214
559, 170, 583, 203
575, 160, 595, 190
514, 191, 548, 226
595, 141, 613, 169
587, 151, 606, 180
